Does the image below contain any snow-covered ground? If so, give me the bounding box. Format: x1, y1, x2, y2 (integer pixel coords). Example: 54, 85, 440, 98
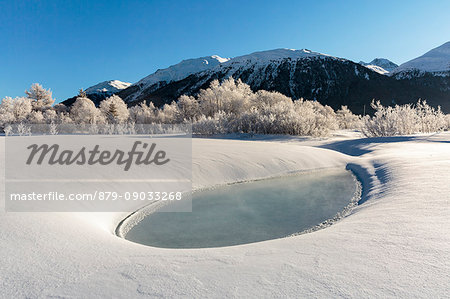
1, 131, 449, 298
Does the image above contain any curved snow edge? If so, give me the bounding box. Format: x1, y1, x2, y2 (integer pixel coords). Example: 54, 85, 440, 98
116, 167, 363, 245
289, 170, 362, 237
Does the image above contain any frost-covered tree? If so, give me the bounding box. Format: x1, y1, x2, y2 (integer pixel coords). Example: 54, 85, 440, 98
53, 103, 68, 113
70, 96, 104, 124
84, 77, 343, 136
336, 106, 361, 129
415, 100, 446, 133
0, 97, 16, 127
13, 97, 33, 123
3, 125, 12, 136
176, 95, 200, 121
129, 102, 157, 124
50, 103, 72, 124
192, 114, 218, 135
197, 77, 254, 116
293, 99, 338, 136
43, 109, 58, 124
99, 95, 129, 124
27, 110, 45, 124
362, 101, 414, 137
0, 96, 33, 126
182, 78, 339, 136
192, 111, 231, 135
25, 83, 54, 111
252, 90, 292, 108
362, 100, 446, 137
445, 114, 450, 130
56, 111, 73, 124
197, 79, 220, 117
156, 102, 179, 124
3, 78, 448, 137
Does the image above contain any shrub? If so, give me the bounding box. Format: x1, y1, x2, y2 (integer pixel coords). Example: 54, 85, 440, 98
362, 100, 446, 137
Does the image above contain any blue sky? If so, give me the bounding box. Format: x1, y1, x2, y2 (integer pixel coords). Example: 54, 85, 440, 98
1, 0, 449, 102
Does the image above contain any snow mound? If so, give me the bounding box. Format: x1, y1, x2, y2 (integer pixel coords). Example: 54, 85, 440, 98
392, 41, 450, 76
85, 80, 131, 94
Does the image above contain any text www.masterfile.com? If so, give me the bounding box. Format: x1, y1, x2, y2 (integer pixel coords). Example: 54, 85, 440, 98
9, 191, 184, 201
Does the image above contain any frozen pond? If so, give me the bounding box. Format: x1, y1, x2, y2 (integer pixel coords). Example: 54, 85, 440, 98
125, 169, 360, 248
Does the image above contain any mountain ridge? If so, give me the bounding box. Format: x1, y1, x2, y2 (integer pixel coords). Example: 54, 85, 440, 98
62, 43, 450, 114
392, 42, 450, 77
85, 80, 131, 95
359, 58, 398, 74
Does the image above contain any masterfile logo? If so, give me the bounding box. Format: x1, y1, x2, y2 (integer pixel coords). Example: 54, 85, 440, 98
5, 124, 192, 212
25, 141, 170, 171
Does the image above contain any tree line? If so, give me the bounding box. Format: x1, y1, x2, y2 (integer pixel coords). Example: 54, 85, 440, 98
1, 79, 449, 137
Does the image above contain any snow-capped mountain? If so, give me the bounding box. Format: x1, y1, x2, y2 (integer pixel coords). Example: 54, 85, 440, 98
62, 80, 132, 107
116, 47, 449, 114
63, 44, 450, 114
368, 58, 398, 72
363, 64, 389, 75
133, 48, 330, 93
197, 48, 344, 85
222, 48, 333, 64
85, 80, 131, 95
119, 49, 350, 105
359, 58, 398, 74
392, 41, 450, 78
118, 48, 395, 114
122, 56, 230, 103
137, 55, 229, 86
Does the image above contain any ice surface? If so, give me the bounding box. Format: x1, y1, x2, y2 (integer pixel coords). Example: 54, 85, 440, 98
125, 169, 358, 248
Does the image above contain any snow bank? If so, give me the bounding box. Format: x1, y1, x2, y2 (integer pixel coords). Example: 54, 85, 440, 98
192, 139, 350, 189
1, 133, 449, 298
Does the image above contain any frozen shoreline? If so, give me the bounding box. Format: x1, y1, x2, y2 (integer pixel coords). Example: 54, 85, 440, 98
1, 132, 449, 298
116, 167, 362, 244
